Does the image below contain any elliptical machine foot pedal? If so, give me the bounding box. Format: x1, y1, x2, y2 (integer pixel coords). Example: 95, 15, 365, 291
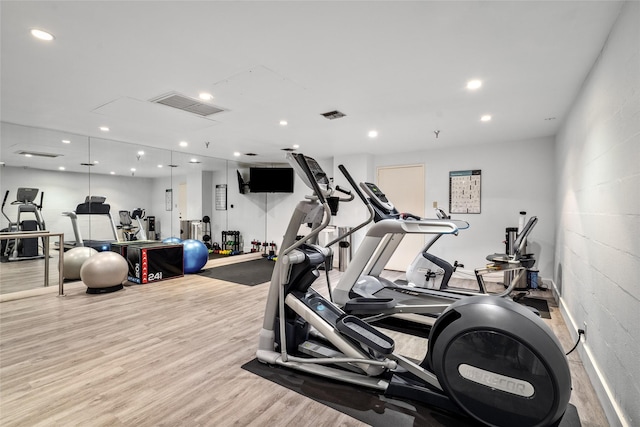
343, 297, 396, 315
337, 315, 394, 355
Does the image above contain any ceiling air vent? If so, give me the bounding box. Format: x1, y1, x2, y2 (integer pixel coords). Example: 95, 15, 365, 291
321, 110, 346, 120
245, 153, 258, 156
281, 148, 295, 152
150, 92, 226, 117
16, 150, 62, 158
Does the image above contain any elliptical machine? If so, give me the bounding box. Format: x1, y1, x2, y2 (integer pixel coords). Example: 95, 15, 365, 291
257, 153, 571, 427
1, 188, 46, 262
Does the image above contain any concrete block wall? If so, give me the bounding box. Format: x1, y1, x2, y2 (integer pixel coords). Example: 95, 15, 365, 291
554, 2, 639, 426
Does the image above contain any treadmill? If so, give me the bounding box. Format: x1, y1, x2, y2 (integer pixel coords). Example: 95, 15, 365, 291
61, 196, 120, 251
331, 167, 531, 332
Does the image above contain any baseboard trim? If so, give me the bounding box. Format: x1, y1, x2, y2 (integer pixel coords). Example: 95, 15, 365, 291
549, 279, 629, 427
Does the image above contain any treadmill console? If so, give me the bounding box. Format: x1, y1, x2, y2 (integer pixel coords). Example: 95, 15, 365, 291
360, 182, 400, 221
360, 182, 395, 212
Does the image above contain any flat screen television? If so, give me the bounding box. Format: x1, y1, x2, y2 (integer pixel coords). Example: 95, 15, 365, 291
249, 167, 294, 193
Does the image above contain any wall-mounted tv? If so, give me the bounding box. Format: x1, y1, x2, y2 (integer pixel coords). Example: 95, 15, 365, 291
249, 167, 295, 193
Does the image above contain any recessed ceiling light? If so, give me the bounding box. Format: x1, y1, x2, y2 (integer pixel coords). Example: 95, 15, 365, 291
110, 171, 115, 175
293, 144, 299, 149
58, 166, 65, 171
157, 164, 163, 168
130, 168, 136, 172
480, 115, 492, 122
280, 120, 288, 126
199, 92, 213, 101
179, 141, 188, 147
99, 126, 109, 132
62, 139, 70, 144
138, 150, 145, 155
368, 130, 378, 138
93, 160, 99, 164
30, 29, 54, 41
190, 158, 198, 163
467, 80, 482, 90
233, 152, 241, 157
24, 153, 33, 157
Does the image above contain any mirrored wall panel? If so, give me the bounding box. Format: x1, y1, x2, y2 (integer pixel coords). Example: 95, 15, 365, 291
1, 122, 272, 295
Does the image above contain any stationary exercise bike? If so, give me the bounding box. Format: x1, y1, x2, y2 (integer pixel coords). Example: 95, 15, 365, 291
257, 153, 571, 427
118, 208, 148, 241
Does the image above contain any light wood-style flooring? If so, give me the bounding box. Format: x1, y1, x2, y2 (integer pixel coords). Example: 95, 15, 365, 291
0, 254, 608, 426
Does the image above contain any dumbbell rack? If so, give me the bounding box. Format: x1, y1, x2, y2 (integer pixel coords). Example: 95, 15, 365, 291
222, 230, 241, 254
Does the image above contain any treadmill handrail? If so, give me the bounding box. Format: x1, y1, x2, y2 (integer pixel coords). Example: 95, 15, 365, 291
364, 218, 465, 238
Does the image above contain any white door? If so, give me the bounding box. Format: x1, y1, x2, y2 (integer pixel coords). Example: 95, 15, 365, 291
377, 164, 425, 271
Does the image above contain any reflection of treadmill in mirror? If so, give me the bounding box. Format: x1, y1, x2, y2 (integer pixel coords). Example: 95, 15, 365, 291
62, 196, 120, 251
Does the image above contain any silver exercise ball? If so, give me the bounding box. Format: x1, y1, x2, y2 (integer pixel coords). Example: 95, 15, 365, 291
80, 251, 128, 294
63, 247, 98, 280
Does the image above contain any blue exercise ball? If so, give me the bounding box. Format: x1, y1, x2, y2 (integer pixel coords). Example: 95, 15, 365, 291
182, 239, 208, 274
162, 237, 183, 244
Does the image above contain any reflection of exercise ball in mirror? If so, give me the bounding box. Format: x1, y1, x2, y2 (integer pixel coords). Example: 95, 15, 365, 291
182, 239, 209, 274
64, 246, 98, 280
162, 237, 183, 244
80, 251, 128, 294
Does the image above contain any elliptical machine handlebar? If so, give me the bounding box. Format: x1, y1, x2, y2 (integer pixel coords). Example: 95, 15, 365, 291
338, 165, 369, 206
1, 191, 11, 223
322, 165, 376, 249
333, 185, 354, 202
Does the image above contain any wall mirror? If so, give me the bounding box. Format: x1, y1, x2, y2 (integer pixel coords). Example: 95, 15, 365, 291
0, 122, 269, 295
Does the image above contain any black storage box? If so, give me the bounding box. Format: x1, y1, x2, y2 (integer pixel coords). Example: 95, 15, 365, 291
124, 243, 184, 284
112, 241, 163, 258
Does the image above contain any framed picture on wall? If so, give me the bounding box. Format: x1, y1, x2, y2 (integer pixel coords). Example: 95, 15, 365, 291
216, 184, 227, 210
165, 189, 173, 211
449, 170, 481, 214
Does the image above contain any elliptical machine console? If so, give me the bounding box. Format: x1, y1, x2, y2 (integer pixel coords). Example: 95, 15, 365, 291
256, 153, 571, 426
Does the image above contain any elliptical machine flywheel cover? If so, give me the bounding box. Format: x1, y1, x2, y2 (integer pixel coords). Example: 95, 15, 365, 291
424, 296, 571, 427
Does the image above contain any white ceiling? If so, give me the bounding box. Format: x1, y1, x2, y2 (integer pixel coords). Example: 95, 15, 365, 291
0, 1, 625, 173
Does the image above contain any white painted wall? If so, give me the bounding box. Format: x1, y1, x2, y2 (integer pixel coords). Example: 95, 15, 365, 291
371, 136, 557, 281
554, 2, 639, 426
209, 169, 229, 249
226, 165, 266, 252
151, 175, 175, 240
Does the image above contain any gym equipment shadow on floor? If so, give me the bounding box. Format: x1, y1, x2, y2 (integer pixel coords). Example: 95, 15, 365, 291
198, 258, 274, 286
242, 358, 581, 427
